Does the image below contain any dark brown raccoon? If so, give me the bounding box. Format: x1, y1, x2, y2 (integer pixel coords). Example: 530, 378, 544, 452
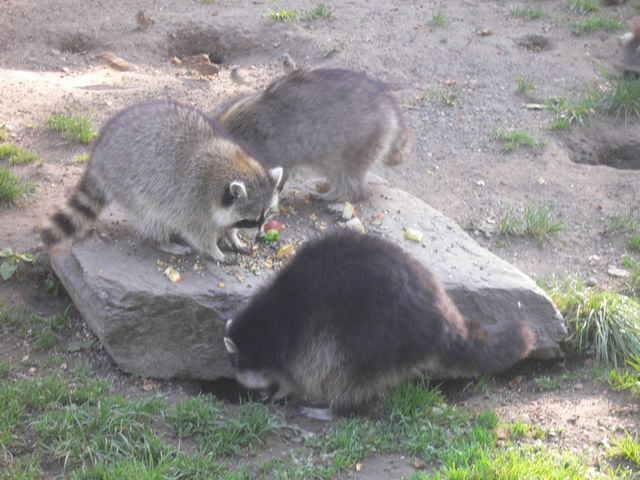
224, 231, 535, 417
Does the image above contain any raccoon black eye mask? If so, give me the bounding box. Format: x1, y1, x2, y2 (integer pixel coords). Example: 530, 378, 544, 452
224, 231, 535, 420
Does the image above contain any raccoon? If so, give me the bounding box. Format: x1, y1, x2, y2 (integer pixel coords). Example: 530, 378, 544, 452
216, 68, 411, 203
41, 100, 283, 263
224, 232, 536, 419
621, 15, 640, 76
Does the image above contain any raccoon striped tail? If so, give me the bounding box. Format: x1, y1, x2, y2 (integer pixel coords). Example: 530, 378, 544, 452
446, 321, 536, 375
41, 175, 107, 248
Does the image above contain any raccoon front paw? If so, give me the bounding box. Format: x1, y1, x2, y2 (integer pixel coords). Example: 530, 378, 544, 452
299, 406, 335, 421
225, 229, 250, 254
156, 242, 194, 256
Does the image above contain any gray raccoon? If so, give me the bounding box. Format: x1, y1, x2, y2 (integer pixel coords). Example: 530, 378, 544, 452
224, 231, 535, 419
41, 100, 283, 263
216, 68, 411, 203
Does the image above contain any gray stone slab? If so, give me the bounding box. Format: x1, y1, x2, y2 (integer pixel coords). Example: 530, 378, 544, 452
49, 179, 566, 381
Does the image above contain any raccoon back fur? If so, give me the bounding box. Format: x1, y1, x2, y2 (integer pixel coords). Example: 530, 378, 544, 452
41, 100, 283, 263
216, 68, 411, 203
224, 232, 535, 417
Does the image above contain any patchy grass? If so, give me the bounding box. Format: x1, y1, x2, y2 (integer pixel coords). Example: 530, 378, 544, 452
431, 11, 449, 26
511, 6, 544, 20
516, 75, 536, 93
306, 3, 334, 20
265, 5, 300, 22
0, 127, 9, 141
491, 128, 544, 152
44, 112, 97, 144
546, 90, 602, 129
571, 14, 625, 35
609, 431, 640, 468
422, 86, 463, 107
608, 355, 640, 396
73, 154, 89, 163
0, 144, 38, 165
600, 76, 640, 122
0, 305, 68, 351
621, 255, 640, 297
567, 0, 600, 14
0, 167, 35, 206
545, 277, 640, 368
607, 207, 640, 234
497, 201, 564, 239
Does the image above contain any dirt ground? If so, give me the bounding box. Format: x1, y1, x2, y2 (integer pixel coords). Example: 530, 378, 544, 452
1, 0, 640, 477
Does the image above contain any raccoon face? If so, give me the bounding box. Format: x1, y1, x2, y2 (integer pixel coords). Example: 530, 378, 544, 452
223, 336, 277, 392
222, 167, 283, 231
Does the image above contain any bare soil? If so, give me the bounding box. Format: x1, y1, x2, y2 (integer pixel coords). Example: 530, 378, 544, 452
1, 0, 640, 477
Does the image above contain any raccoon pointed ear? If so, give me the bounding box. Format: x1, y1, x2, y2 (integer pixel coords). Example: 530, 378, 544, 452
269, 167, 284, 190
224, 337, 239, 354
226, 318, 233, 331
229, 181, 248, 200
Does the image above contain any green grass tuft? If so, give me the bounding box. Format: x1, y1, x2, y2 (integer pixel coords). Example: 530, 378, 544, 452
265, 5, 300, 22
491, 128, 544, 152
567, 0, 600, 14
497, 201, 564, 239
431, 11, 449, 26
306, 3, 334, 20
609, 431, 640, 467
571, 14, 625, 35
545, 277, 640, 367
511, 6, 544, 20
600, 76, 640, 121
0, 168, 35, 206
621, 255, 640, 297
0, 144, 38, 165
45, 112, 97, 144
516, 75, 536, 93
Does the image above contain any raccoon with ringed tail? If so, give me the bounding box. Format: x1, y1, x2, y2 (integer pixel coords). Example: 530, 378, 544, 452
216, 68, 411, 205
224, 231, 536, 420
41, 100, 283, 263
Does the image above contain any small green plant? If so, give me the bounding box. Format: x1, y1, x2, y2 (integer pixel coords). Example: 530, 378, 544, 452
628, 235, 640, 251
307, 3, 334, 20
0, 127, 9, 141
0, 167, 35, 205
45, 112, 97, 144
567, 0, 600, 14
0, 143, 38, 165
0, 247, 37, 281
607, 207, 640, 234
600, 76, 640, 121
431, 11, 449, 26
608, 355, 640, 395
546, 90, 603, 129
571, 14, 625, 35
511, 7, 544, 20
73, 154, 89, 163
516, 75, 536, 93
322, 39, 346, 57
422, 86, 462, 107
621, 255, 640, 297
202, 0, 214, 4
0, 360, 10, 379
265, 5, 300, 22
491, 128, 544, 152
497, 201, 564, 239
609, 431, 640, 467
533, 374, 563, 391
545, 277, 640, 367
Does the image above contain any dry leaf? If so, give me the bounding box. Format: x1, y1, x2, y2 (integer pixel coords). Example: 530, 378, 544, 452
355, 462, 363, 472
413, 457, 427, 470
276, 244, 295, 259
345, 217, 366, 234
97, 51, 136, 71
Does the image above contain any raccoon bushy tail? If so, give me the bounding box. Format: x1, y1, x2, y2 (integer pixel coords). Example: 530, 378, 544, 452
41, 174, 107, 247
445, 321, 535, 375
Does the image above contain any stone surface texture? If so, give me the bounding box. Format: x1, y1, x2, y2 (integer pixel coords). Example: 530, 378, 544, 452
49, 178, 567, 381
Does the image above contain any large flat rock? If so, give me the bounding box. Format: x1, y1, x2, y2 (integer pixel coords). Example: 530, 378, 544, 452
49, 179, 566, 381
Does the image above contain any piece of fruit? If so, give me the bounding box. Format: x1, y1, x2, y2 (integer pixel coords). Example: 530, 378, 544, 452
259, 229, 280, 242
164, 266, 181, 283
263, 220, 284, 232
404, 228, 423, 242
276, 244, 295, 259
